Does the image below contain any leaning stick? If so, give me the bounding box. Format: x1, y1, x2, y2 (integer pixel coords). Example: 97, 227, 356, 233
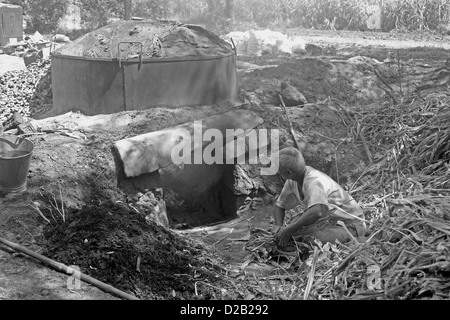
279, 94, 301, 150
358, 126, 373, 164
0, 236, 139, 300
374, 69, 398, 105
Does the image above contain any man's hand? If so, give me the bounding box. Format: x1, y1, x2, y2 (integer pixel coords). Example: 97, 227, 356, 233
275, 227, 293, 246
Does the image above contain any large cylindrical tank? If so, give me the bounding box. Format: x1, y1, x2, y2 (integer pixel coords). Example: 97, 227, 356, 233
44, 21, 237, 118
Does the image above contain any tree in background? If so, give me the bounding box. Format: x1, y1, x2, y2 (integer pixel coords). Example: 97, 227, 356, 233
6, 0, 70, 33
6, 0, 450, 36
124, 0, 132, 20
132, 0, 170, 20
198, 0, 235, 33
4, 0, 124, 33
225, 0, 234, 28
225, 0, 234, 19
76, 0, 124, 30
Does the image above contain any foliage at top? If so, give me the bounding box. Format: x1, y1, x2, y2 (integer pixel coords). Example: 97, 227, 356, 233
4, 0, 450, 41
6, 0, 69, 33
232, 0, 450, 33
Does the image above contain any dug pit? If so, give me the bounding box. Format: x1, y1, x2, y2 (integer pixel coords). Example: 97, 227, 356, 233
111, 109, 279, 229
113, 159, 248, 228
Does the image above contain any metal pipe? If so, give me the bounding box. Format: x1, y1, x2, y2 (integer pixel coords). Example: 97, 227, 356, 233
0, 236, 140, 300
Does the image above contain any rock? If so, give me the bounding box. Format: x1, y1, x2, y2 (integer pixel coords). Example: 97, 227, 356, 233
238, 89, 263, 108
41, 289, 50, 296
136, 190, 169, 228
224, 164, 284, 201
18, 122, 36, 135
232, 165, 257, 195
280, 82, 308, 106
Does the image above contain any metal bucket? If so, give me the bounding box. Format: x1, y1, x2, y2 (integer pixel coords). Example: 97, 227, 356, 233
0, 135, 34, 193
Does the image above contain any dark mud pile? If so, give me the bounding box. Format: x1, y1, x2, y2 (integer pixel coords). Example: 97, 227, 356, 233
43, 200, 228, 300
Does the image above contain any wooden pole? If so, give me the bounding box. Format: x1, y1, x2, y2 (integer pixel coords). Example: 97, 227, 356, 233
279, 94, 301, 150
0, 236, 140, 300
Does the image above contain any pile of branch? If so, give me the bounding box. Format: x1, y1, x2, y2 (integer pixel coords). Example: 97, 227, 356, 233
237, 92, 450, 300
240, 195, 450, 300
357, 93, 450, 178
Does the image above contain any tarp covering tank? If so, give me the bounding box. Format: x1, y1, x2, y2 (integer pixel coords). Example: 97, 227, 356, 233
44, 20, 237, 119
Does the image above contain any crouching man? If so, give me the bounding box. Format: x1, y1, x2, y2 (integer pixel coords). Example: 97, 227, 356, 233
273, 147, 367, 247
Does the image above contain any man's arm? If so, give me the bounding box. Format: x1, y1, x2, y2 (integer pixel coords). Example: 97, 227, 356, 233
275, 204, 328, 245
288, 204, 328, 230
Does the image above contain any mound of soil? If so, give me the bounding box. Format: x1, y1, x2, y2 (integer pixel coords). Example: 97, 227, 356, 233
43, 200, 227, 300
55, 20, 233, 59
239, 57, 386, 105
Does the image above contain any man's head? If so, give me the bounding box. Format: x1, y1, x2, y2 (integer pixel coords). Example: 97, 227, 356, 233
277, 147, 306, 182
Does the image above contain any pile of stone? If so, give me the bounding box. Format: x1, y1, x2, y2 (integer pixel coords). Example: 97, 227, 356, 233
0, 58, 52, 124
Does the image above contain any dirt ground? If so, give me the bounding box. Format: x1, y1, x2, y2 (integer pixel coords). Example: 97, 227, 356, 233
1, 29, 450, 300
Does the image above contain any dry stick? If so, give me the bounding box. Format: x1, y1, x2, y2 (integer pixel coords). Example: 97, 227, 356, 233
334, 140, 345, 184
51, 194, 64, 222
58, 182, 65, 222
374, 69, 398, 105
303, 246, 319, 300
349, 165, 373, 194
358, 125, 373, 164
332, 244, 367, 277
397, 50, 403, 95
29, 204, 51, 224
279, 94, 301, 150
136, 256, 141, 273
0, 237, 140, 300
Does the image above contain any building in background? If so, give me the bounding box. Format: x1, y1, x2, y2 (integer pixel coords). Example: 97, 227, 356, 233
0, 2, 23, 46
366, 4, 382, 30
